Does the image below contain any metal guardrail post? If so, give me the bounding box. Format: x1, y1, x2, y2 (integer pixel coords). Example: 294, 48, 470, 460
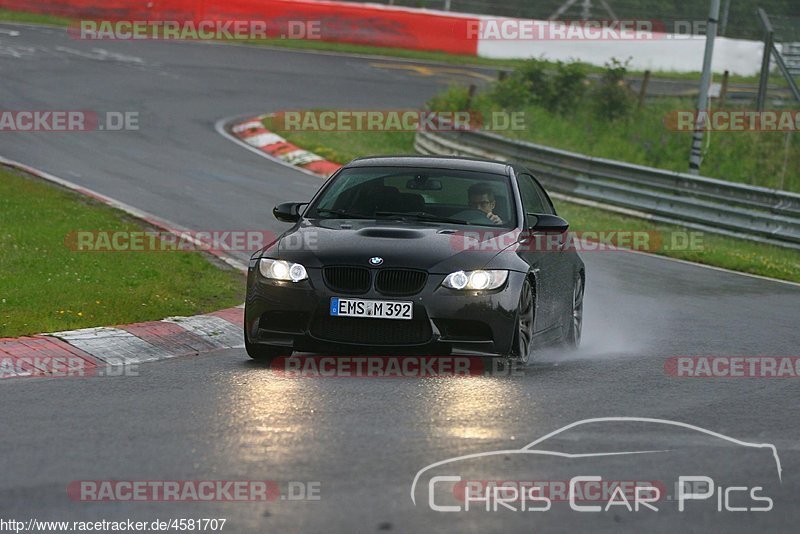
465, 84, 477, 109
688, 0, 721, 175
719, 70, 729, 106
720, 0, 731, 36
757, 8, 774, 111
770, 46, 800, 102
637, 70, 651, 109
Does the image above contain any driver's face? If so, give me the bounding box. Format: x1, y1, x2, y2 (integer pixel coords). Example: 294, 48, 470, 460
469, 194, 496, 215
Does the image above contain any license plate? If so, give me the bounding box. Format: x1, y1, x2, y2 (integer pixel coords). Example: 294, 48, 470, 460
330, 297, 413, 320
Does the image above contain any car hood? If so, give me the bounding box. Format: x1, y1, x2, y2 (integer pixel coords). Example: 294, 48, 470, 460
266, 219, 521, 273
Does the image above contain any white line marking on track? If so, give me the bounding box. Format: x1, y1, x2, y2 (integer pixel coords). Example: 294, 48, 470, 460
0, 45, 34, 58
55, 46, 147, 64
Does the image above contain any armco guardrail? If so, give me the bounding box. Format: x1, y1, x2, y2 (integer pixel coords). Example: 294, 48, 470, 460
415, 129, 800, 249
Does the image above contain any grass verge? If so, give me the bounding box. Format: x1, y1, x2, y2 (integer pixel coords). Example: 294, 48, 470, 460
506, 99, 798, 192
0, 8, 72, 27
0, 166, 244, 337
0, 8, 782, 85
265, 123, 800, 283
429, 75, 799, 192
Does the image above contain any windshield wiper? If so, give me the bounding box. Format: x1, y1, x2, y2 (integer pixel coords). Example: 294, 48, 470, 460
374, 211, 468, 225
315, 208, 371, 219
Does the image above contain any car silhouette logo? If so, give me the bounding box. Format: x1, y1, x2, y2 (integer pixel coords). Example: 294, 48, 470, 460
369, 257, 384, 266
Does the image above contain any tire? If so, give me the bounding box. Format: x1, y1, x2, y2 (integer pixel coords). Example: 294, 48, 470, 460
563, 273, 584, 349
244, 326, 292, 362
508, 278, 535, 364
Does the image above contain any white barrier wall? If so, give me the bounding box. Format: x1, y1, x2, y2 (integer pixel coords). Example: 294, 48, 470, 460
475, 18, 765, 75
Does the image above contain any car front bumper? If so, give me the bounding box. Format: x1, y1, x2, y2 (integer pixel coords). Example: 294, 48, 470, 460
244, 266, 526, 356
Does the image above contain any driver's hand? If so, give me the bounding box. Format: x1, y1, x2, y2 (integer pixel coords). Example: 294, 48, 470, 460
486, 212, 503, 225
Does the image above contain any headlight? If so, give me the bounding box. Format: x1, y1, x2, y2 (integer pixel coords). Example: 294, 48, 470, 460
259, 258, 308, 282
442, 270, 508, 290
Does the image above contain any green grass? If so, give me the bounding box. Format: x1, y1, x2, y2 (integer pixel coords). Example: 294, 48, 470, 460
264, 115, 416, 164
0, 8, 73, 26
506, 100, 799, 192
555, 202, 800, 282
0, 8, 782, 85
0, 166, 244, 337
266, 124, 800, 283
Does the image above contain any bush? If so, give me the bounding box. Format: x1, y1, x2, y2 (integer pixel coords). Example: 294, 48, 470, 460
551, 61, 587, 114
423, 57, 798, 192
489, 76, 531, 109
515, 59, 552, 104
427, 85, 472, 112
488, 59, 587, 115
592, 58, 634, 121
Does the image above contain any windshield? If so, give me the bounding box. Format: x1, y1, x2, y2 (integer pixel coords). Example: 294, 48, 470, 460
306, 166, 516, 227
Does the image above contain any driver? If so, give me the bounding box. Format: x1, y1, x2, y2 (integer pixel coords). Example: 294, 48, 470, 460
467, 183, 503, 225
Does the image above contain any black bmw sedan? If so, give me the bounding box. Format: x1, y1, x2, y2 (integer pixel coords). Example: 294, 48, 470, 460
244, 156, 585, 363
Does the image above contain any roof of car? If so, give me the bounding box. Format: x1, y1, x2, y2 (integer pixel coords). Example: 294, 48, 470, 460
345, 155, 511, 174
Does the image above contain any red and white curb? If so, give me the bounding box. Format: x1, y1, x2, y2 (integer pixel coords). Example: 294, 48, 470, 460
0, 157, 254, 380
0, 306, 244, 380
227, 115, 342, 178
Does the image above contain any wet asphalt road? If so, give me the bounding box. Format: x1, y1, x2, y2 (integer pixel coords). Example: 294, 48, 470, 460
1, 23, 799, 533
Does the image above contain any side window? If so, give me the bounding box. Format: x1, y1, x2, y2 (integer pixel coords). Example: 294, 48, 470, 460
518, 173, 555, 215
517, 173, 545, 214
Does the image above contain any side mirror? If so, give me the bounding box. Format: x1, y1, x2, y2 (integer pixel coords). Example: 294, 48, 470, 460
273, 202, 305, 223
528, 213, 569, 233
